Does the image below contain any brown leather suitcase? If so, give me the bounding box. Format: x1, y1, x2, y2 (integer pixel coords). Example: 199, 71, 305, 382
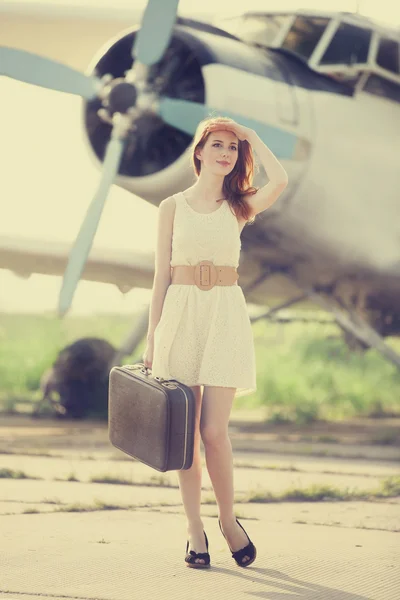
108, 363, 196, 472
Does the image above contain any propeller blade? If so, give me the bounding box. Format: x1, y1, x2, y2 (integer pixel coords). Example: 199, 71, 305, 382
58, 137, 125, 316
0, 47, 101, 99
157, 97, 302, 160
132, 0, 179, 66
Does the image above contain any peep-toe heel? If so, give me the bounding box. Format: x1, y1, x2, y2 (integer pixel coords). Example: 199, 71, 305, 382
218, 518, 257, 567
185, 530, 211, 568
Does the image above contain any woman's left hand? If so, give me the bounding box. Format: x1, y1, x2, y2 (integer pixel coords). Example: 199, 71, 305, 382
207, 120, 254, 142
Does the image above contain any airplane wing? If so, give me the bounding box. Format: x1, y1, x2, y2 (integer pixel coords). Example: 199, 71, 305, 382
0, 235, 155, 292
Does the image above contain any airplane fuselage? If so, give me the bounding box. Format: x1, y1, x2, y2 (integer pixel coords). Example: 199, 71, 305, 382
2, 6, 399, 333
83, 20, 400, 329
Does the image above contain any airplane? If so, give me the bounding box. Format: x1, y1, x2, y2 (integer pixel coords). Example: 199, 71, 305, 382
1, 1, 400, 372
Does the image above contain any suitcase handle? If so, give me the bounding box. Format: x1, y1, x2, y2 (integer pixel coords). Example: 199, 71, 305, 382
137, 362, 167, 382
124, 363, 171, 384
124, 363, 152, 377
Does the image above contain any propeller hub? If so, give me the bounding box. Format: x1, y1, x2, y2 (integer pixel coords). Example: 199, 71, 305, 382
85, 28, 205, 177
106, 79, 137, 115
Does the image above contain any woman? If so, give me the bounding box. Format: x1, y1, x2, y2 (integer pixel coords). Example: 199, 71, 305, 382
143, 116, 288, 568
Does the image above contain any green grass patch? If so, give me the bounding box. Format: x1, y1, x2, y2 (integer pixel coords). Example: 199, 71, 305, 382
0, 468, 40, 479
243, 475, 400, 503
89, 474, 134, 485
52, 500, 178, 512
248, 320, 400, 422
0, 313, 143, 406
53, 500, 124, 513
233, 461, 299, 472
89, 473, 179, 488
148, 474, 178, 488
53, 502, 99, 513
54, 473, 79, 482
41, 497, 62, 504
380, 475, 400, 497
1, 313, 399, 421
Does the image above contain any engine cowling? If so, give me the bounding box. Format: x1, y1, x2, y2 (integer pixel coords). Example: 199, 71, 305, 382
83, 23, 212, 203
82, 18, 294, 203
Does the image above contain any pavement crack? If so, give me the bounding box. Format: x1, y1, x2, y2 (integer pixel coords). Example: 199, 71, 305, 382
0, 590, 112, 600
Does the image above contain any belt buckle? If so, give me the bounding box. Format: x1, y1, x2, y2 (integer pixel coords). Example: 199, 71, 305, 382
194, 260, 217, 291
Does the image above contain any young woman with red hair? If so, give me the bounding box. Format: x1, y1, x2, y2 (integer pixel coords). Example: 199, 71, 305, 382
143, 116, 288, 569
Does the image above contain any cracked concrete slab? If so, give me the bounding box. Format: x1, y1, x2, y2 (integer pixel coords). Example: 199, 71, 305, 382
1, 510, 399, 600
1, 452, 396, 498
0, 413, 399, 599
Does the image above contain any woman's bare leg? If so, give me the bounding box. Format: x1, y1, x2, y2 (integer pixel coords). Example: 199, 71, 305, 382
176, 385, 207, 563
200, 386, 252, 563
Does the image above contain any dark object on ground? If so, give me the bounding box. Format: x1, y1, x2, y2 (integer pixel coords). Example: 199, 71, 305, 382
33, 337, 116, 419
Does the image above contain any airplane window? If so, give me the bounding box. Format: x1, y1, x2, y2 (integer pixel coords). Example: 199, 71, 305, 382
216, 16, 243, 37
281, 16, 329, 60
363, 74, 400, 102
320, 23, 371, 65
376, 38, 400, 74
217, 14, 291, 47
239, 15, 291, 46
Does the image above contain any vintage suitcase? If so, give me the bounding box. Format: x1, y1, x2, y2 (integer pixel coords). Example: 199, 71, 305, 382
108, 363, 196, 472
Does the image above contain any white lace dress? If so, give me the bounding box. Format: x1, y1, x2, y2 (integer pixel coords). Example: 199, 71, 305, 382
151, 191, 257, 398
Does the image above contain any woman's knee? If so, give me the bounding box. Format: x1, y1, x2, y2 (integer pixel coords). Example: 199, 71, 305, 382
200, 423, 229, 448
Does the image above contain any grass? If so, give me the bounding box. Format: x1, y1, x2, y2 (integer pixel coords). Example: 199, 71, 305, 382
53, 502, 100, 513
1, 313, 400, 422
0, 313, 136, 404
13, 475, 400, 515
1, 465, 390, 487
3, 469, 399, 516
89, 474, 135, 486
89, 473, 179, 488
0, 468, 183, 489
210, 475, 400, 504
0, 467, 39, 479
251, 319, 400, 422
52, 500, 179, 513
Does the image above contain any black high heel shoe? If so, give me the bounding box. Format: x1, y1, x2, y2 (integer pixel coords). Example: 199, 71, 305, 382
185, 530, 211, 568
218, 518, 257, 567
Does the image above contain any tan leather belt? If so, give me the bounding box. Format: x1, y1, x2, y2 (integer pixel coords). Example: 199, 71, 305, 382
171, 260, 238, 291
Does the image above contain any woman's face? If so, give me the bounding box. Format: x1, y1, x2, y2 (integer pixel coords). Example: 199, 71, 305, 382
196, 129, 239, 175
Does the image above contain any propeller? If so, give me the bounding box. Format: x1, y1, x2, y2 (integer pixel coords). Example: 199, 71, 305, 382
58, 116, 128, 317
56, 0, 182, 316
0, 47, 101, 99
132, 0, 180, 65
156, 98, 300, 159
1, 0, 301, 317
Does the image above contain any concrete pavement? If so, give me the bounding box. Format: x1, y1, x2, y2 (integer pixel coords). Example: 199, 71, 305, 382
0, 412, 399, 600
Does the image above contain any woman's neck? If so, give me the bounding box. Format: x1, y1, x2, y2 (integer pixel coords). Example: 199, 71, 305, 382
192, 171, 225, 202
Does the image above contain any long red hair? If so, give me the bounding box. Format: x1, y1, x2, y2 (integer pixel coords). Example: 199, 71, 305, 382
191, 116, 258, 224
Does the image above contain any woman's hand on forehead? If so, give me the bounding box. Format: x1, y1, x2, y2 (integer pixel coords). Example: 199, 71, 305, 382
206, 121, 251, 142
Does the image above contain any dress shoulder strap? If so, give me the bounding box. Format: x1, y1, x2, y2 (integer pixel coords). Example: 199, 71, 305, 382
171, 192, 184, 208
171, 192, 185, 226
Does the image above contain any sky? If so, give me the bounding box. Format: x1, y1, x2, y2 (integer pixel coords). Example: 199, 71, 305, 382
1, 0, 399, 315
